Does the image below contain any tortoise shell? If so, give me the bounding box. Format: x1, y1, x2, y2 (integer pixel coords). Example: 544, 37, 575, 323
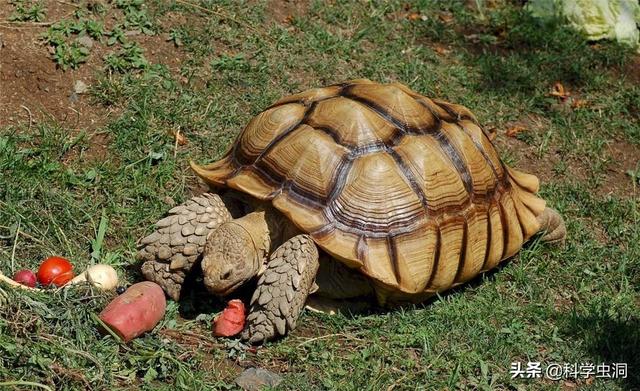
192, 79, 546, 297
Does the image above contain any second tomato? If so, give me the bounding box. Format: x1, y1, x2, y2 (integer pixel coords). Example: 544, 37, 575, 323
37, 256, 74, 287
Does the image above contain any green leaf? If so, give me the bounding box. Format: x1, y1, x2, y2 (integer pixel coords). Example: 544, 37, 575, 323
91, 211, 108, 262
143, 367, 158, 382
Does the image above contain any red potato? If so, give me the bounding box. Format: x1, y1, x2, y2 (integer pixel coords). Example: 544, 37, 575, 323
213, 299, 246, 337
99, 281, 166, 342
0, 272, 42, 291
13, 270, 37, 288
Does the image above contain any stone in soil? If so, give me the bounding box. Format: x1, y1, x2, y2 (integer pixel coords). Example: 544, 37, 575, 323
235, 367, 283, 391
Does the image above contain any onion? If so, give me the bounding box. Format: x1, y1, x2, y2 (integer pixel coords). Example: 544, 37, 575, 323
68, 264, 118, 290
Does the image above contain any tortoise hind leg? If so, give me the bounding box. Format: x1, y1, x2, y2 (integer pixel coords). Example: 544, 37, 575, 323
305, 255, 375, 315
241, 234, 319, 344
138, 193, 232, 300
313, 254, 374, 299
536, 207, 566, 245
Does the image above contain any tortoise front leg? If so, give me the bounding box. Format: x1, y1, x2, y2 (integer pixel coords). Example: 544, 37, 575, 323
137, 193, 232, 300
242, 234, 319, 344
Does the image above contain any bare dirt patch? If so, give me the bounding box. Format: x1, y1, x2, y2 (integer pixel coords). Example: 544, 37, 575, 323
493, 113, 640, 198
493, 115, 559, 185
0, 2, 115, 130
600, 140, 640, 198
500, 134, 640, 198
0, 27, 113, 130
504, 138, 560, 185
623, 54, 640, 85
264, 0, 311, 25
0, 2, 191, 167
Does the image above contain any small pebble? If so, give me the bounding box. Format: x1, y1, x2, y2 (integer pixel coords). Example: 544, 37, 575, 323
76, 36, 94, 49
74, 80, 88, 94
235, 367, 282, 391
163, 196, 176, 207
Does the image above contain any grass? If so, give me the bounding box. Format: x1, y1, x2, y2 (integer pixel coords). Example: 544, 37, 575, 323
1, 0, 639, 390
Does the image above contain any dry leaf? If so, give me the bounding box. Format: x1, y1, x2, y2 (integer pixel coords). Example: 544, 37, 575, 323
173, 130, 187, 146
433, 44, 451, 55
550, 82, 570, 100
407, 12, 422, 21
570, 98, 588, 109
283, 14, 294, 24
506, 125, 527, 137
486, 126, 498, 141
439, 12, 454, 24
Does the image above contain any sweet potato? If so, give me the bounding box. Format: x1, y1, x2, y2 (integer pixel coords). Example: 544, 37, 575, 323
213, 299, 246, 337
99, 281, 166, 342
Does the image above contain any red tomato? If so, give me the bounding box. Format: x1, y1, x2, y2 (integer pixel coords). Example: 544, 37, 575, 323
37, 256, 74, 287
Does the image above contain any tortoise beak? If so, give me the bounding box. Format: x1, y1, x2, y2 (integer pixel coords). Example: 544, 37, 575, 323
206, 277, 245, 297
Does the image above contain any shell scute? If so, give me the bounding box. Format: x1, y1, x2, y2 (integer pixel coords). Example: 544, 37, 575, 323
306, 97, 398, 147
237, 103, 307, 165
439, 122, 497, 199
344, 83, 439, 131
394, 134, 469, 213
330, 152, 425, 234
258, 125, 348, 203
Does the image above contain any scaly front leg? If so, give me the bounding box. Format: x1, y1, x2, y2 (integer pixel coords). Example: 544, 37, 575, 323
137, 193, 232, 300
242, 234, 319, 344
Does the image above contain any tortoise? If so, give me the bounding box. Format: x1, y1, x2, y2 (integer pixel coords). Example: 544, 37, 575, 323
137, 79, 566, 344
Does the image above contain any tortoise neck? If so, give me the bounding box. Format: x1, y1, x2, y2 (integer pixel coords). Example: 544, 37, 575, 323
250, 204, 301, 253
231, 211, 272, 261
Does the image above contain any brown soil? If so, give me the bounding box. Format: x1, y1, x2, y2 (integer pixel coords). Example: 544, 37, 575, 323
0, 30, 113, 130
264, 0, 311, 25
493, 112, 639, 199
600, 140, 640, 198
0, 5, 186, 125
0, 3, 113, 130
493, 116, 558, 185
624, 55, 640, 85
0, 2, 188, 166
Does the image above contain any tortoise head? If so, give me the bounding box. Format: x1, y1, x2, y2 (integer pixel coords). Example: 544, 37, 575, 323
201, 211, 270, 296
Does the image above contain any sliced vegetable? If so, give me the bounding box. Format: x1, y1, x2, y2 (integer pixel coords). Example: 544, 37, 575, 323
213, 299, 246, 337
13, 270, 37, 288
69, 264, 118, 290
99, 281, 166, 342
37, 256, 74, 287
